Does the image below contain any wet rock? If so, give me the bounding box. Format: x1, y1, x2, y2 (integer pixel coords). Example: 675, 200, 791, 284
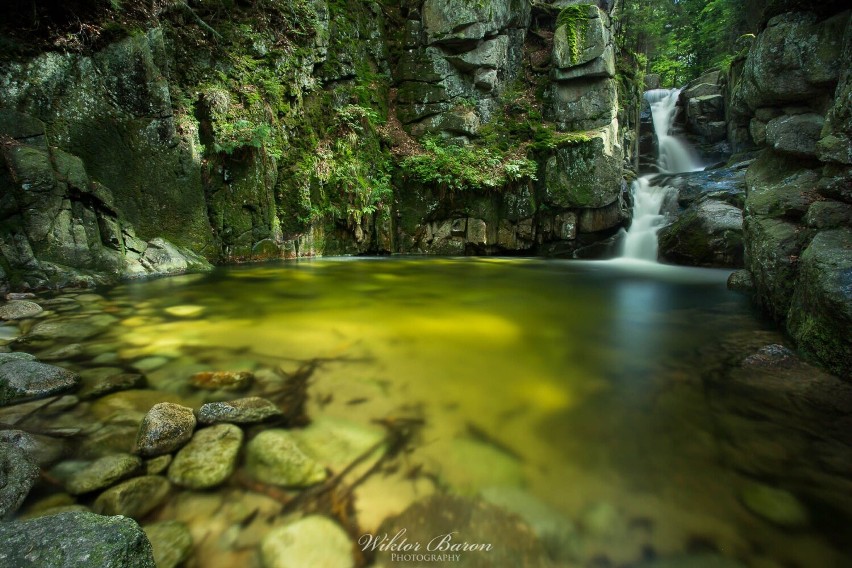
0, 352, 36, 364
245, 429, 327, 487
39, 343, 85, 361
0, 511, 155, 567
93, 475, 171, 519
0, 429, 64, 466
134, 402, 196, 457
0, 441, 39, 519
28, 316, 115, 340
260, 515, 353, 568
66, 453, 143, 495
143, 520, 193, 568
739, 482, 809, 528
765, 113, 824, 158
78, 371, 146, 400
805, 201, 852, 230
168, 424, 243, 489
135, 238, 212, 277
291, 416, 385, 473
658, 199, 743, 267
197, 397, 282, 424
0, 300, 43, 320
741, 344, 798, 369
0, 360, 80, 406
190, 370, 253, 391
144, 454, 172, 475
376, 494, 555, 567
786, 228, 852, 378
131, 357, 170, 372
727, 270, 754, 293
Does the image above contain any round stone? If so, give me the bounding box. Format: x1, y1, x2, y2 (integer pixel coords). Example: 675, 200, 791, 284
143, 520, 193, 568
93, 475, 171, 519
134, 403, 196, 457
245, 430, 327, 487
260, 515, 354, 568
0, 300, 43, 320
197, 397, 282, 425
66, 453, 143, 495
168, 424, 243, 489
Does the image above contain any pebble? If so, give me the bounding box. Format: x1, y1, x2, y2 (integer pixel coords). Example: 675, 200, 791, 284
143, 521, 193, 568
134, 402, 197, 457
259, 516, 354, 568
245, 429, 327, 487
168, 424, 243, 489
0, 300, 43, 320
66, 453, 143, 495
197, 397, 282, 424
93, 475, 171, 519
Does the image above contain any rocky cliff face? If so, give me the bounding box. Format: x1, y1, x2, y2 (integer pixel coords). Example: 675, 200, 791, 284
724, 8, 852, 377
0, 0, 633, 291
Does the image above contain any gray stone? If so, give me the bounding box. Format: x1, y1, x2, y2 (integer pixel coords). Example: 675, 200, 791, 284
578, 198, 626, 233
546, 79, 617, 131
659, 199, 744, 267
740, 482, 810, 528
197, 397, 283, 425
765, 113, 825, 158
143, 521, 193, 568
0, 360, 80, 406
445, 35, 509, 71
552, 44, 615, 81
805, 201, 852, 229
135, 238, 212, 277
0, 441, 39, 519
0, 511, 155, 567
0, 352, 36, 364
422, 0, 528, 45
466, 218, 487, 245
787, 228, 852, 378
93, 475, 171, 519
543, 124, 622, 208
66, 453, 142, 495
727, 269, 754, 293
167, 424, 243, 489
260, 515, 353, 568
0, 300, 43, 320
134, 402, 197, 457
245, 429, 327, 487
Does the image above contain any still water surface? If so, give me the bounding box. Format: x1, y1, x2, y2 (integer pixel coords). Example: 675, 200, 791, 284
11, 257, 852, 567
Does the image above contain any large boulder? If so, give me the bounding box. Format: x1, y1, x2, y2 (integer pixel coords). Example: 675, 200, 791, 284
731, 11, 850, 112
543, 122, 623, 209
787, 228, 852, 378
659, 199, 744, 267
545, 79, 617, 131
422, 0, 529, 46
765, 113, 825, 158
0, 441, 39, 519
0, 511, 155, 567
743, 216, 806, 321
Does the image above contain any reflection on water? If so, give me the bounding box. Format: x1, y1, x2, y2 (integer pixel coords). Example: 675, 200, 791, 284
5, 257, 852, 567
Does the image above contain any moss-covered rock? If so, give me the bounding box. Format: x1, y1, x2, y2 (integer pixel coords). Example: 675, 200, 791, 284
659, 199, 744, 267
787, 228, 852, 378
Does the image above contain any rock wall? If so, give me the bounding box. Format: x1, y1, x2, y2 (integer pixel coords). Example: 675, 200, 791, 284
724, 9, 852, 376
0, 0, 632, 290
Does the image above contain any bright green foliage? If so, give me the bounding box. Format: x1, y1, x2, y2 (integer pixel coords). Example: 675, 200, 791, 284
556, 5, 591, 66
617, 0, 752, 87
400, 136, 537, 193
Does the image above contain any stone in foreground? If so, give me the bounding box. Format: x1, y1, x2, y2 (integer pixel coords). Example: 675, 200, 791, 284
168, 424, 243, 489
0, 360, 80, 406
143, 520, 193, 568
245, 429, 327, 487
0, 441, 39, 519
0, 511, 155, 567
93, 475, 171, 519
260, 515, 353, 568
134, 402, 196, 457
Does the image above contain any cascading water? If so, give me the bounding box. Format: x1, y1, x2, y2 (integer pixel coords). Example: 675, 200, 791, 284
620, 88, 702, 261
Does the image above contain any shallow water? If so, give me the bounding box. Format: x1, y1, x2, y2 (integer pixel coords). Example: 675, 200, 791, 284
6, 257, 852, 567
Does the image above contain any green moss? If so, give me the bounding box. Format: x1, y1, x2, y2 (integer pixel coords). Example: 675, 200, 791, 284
556, 5, 591, 66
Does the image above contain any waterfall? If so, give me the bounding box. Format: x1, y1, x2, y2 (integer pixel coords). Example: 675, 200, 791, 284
620, 88, 701, 261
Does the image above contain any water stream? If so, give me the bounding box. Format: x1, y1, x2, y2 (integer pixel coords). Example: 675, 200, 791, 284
4, 258, 851, 567
621, 89, 702, 262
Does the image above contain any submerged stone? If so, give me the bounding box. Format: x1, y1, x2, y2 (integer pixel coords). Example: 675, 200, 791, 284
66, 453, 143, 495
0, 511, 155, 568
143, 520, 193, 568
197, 397, 282, 424
0, 360, 80, 406
190, 370, 253, 391
93, 475, 171, 519
168, 424, 243, 489
260, 515, 353, 568
134, 402, 196, 457
245, 429, 327, 487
